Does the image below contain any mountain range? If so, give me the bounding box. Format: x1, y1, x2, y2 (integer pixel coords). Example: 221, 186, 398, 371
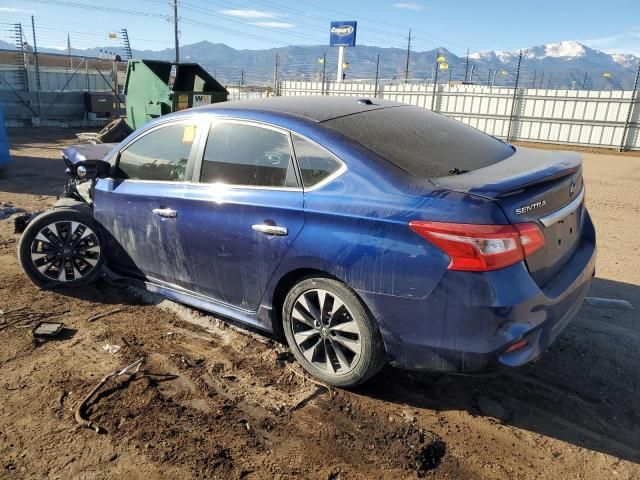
1, 39, 637, 90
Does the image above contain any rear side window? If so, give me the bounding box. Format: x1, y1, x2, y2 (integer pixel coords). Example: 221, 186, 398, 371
323, 106, 514, 178
292, 135, 342, 188
201, 122, 297, 188
117, 123, 196, 181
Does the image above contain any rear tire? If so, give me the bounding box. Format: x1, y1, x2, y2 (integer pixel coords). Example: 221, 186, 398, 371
18, 207, 105, 289
282, 277, 386, 387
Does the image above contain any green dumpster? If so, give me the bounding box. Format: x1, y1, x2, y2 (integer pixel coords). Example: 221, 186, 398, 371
123, 59, 228, 130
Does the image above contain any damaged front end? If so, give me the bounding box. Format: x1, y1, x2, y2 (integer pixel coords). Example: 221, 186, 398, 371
15, 143, 116, 234
61, 143, 116, 204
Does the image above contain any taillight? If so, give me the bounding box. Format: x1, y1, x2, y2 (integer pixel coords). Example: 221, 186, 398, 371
409, 221, 545, 272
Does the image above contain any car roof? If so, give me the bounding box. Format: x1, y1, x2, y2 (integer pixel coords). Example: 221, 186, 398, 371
193, 95, 406, 122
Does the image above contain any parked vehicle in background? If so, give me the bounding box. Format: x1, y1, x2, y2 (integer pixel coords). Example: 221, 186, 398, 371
17, 97, 596, 387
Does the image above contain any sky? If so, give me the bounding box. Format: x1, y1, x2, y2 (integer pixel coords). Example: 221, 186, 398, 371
0, 0, 639, 56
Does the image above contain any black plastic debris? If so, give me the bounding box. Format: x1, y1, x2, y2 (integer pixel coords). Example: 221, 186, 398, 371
32, 321, 65, 339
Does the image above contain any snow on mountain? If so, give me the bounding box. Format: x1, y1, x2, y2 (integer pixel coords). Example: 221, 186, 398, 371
541, 41, 587, 58
472, 41, 635, 63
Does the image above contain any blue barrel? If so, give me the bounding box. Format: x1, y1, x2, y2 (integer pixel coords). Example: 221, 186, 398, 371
0, 101, 9, 166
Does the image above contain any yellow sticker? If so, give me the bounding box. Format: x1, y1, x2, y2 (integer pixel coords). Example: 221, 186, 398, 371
603, 71, 612, 78
182, 125, 196, 144
437, 55, 446, 63
439, 62, 449, 70
176, 94, 189, 111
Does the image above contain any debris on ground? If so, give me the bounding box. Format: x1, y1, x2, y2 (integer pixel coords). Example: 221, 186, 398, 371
32, 321, 65, 340
0, 203, 23, 220
75, 357, 145, 434
102, 344, 122, 354
88, 308, 123, 322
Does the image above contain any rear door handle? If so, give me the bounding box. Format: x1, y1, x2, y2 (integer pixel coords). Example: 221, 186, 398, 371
152, 208, 177, 218
252, 224, 288, 236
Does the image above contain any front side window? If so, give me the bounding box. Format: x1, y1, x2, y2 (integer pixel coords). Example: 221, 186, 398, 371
117, 123, 197, 181
201, 122, 296, 188
292, 135, 342, 188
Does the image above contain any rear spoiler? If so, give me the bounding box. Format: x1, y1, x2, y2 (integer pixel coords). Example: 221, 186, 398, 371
432, 147, 581, 199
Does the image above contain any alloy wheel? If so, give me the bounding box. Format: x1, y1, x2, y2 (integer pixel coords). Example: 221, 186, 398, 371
290, 288, 362, 375
30, 221, 101, 282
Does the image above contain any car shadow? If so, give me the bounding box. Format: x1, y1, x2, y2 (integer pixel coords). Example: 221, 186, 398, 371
357, 276, 640, 464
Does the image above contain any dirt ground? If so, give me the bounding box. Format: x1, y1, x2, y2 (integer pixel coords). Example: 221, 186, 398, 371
0, 128, 639, 480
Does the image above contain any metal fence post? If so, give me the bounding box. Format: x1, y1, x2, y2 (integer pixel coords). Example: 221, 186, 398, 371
506, 51, 522, 143
619, 62, 640, 151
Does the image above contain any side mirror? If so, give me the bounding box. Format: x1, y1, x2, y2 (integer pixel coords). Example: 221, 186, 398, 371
74, 159, 112, 179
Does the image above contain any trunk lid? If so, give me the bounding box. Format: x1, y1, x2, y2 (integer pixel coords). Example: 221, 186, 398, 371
432, 147, 585, 287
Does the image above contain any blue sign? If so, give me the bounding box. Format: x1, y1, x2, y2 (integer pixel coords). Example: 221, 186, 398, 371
330, 21, 357, 47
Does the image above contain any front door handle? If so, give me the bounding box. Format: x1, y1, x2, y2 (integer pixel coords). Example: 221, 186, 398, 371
252, 224, 288, 236
152, 207, 177, 218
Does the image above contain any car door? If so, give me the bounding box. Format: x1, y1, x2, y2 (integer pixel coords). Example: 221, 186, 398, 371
93, 118, 205, 285
176, 119, 305, 311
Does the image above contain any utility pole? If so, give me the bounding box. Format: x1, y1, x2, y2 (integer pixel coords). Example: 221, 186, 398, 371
273, 53, 280, 95
582, 71, 588, 90
173, 0, 179, 64
30, 16, 41, 91
469, 64, 474, 84
532, 70, 537, 88
67, 33, 72, 68
431, 53, 439, 111
464, 48, 469, 82
374, 53, 380, 98
404, 28, 412, 83
320, 53, 326, 95
31, 15, 42, 118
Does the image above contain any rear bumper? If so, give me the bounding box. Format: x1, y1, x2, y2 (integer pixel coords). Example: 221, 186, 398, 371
359, 212, 596, 373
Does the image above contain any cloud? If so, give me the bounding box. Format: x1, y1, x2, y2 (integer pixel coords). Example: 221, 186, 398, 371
220, 9, 278, 19
393, 2, 423, 10
580, 28, 640, 56
0, 7, 29, 12
250, 21, 295, 29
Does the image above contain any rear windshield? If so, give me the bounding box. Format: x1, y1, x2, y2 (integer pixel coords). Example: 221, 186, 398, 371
323, 106, 514, 178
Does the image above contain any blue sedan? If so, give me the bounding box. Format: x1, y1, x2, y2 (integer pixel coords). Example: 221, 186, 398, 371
18, 97, 596, 387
